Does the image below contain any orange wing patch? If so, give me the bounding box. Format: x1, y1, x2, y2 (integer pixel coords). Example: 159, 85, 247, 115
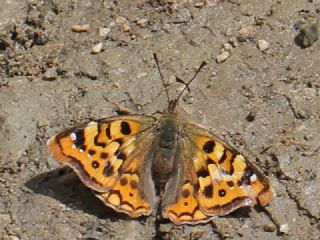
96, 173, 151, 217
162, 182, 210, 225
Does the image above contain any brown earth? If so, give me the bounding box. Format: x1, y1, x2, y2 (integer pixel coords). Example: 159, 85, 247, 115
0, 1, 319, 240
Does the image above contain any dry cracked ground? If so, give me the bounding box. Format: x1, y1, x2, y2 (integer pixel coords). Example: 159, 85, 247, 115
0, 1, 319, 240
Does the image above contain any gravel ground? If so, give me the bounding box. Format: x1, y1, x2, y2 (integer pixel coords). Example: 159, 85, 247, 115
0, 1, 319, 240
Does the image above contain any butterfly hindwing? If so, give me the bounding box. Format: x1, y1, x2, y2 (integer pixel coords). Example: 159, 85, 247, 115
48, 115, 157, 217
96, 128, 157, 217
161, 137, 212, 225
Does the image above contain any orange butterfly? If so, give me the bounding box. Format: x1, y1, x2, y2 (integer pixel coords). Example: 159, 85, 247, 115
48, 53, 272, 225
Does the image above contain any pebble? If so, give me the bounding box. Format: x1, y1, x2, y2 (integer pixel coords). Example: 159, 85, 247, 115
122, 23, 131, 32
98, 27, 110, 37
263, 223, 276, 232
194, 1, 205, 8
238, 26, 255, 42
257, 39, 270, 51
279, 223, 289, 234
10, 236, 20, 240
91, 42, 103, 54
297, 22, 319, 48
137, 19, 148, 27
223, 43, 233, 51
216, 51, 230, 63
137, 72, 148, 78
71, 24, 90, 33
43, 67, 57, 81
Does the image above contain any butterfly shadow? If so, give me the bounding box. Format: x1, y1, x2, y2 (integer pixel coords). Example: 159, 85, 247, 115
25, 167, 133, 222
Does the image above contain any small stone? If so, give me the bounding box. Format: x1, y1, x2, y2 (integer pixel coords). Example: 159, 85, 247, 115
9, 236, 20, 240
43, 67, 57, 81
195, 1, 205, 7
296, 22, 319, 48
91, 42, 103, 54
263, 223, 276, 232
224, 27, 232, 36
162, 23, 171, 33
223, 43, 233, 51
116, 16, 126, 25
257, 39, 270, 51
137, 72, 148, 78
229, 36, 238, 47
216, 51, 230, 63
158, 224, 171, 233
122, 23, 131, 32
98, 27, 110, 37
71, 24, 90, 33
238, 26, 255, 42
279, 223, 289, 234
137, 19, 148, 27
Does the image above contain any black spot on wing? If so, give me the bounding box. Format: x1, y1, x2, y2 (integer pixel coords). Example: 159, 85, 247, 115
130, 180, 138, 189
120, 177, 128, 186
88, 149, 96, 156
218, 149, 227, 164
206, 157, 215, 165
74, 129, 85, 148
94, 124, 106, 148
203, 140, 215, 154
203, 185, 214, 198
92, 161, 100, 169
114, 138, 123, 145
120, 121, 131, 135
218, 189, 226, 197
197, 167, 210, 178
115, 150, 126, 160
103, 165, 114, 176
106, 125, 111, 139
182, 189, 190, 198
100, 152, 108, 159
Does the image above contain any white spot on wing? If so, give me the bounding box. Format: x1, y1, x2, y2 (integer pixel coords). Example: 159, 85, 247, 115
70, 132, 77, 141
79, 148, 84, 153
250, 174, 257, 182
72, 144, 76, 149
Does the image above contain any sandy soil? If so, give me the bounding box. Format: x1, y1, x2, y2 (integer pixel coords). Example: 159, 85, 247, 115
0, 1, 319, 239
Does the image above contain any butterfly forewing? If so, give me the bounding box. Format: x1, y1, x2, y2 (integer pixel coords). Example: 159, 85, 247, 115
48, 115, 158, 217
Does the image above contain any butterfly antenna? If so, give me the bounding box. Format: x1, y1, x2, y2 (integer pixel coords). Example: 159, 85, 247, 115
176, 60, 207, 102
153, 51, 171, 106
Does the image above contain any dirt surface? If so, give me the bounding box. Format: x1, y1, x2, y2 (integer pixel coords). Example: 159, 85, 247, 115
0, 1, 319, 239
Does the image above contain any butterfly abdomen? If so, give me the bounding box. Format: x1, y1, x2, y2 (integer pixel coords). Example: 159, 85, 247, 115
152, 115, 179, 194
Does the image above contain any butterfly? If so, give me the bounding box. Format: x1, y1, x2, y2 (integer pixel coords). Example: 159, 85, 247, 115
47, 52, 272, 225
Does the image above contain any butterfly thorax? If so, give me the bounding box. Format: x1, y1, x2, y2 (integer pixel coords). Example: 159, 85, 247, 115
152, 113, 179, 195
